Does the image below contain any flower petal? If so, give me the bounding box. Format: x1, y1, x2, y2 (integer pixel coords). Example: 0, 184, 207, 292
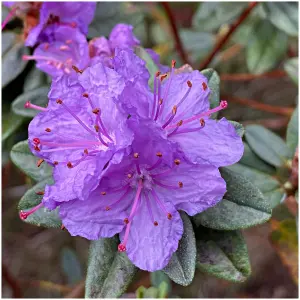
120, 197, 183, 271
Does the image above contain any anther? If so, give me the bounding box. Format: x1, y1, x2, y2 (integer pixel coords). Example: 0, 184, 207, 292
67, 162, 73, 168
124, 218, 129, 224
155, 71, 161, 77
202, 82, 207, 91
156, 152, 163, 157
154, 221, 158, 226
66, 40, 72, 44
118, 244, 126, 252
101, 192, 106, 196
44, 43, 49, 50
72, 65, 83, 74
172, 105, 177, 115
178, 182, 183, 188
187, 80, 192, 88
94, 125, 99, 132
159, 99, 163, 105
59, 45, 69, 51
160, 74, 168, 82
61, 224, 65, 230
105, 206, 111, 211
36, 191, 44, 195
133, 153, 139, 159
174, 159, 180, 165
84, 149, 88, 154
56, 99, 63, 104
200, 118, 205, 127
45, 128, 51, 132
54, 161, 58, 165
92, 108, 100, 114
171, 60, 176, 68
127, 173, 133, 178
33, 138, 40, 145
37, 159, 44, 167
34, 146, 40, 151
167, 213, 173, 220
82, 93, 89, 98
177, 120, 183, 127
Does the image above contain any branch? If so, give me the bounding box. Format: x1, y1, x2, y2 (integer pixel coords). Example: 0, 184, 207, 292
161, 2, 189, 64
220, 70, 286, 81
222, 95, 294, 116
199, 2, 259, 70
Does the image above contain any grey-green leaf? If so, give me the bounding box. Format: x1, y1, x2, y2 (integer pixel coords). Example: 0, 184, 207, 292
193, 168, 271, 230
246, 20, 288, 74
263, 2, 298, 37
2, 112, 24, 142
2, 32, 30, 88
286, 107, 298, 154
245, 125, 293, 167
228, 121, 245, 138
61, 248, 83, 285
10, 140, 52, 181
12, 86, 49, 118
163, 212, 196, 286
85, 237, 137, 298
200, 68, 220, 119
284, 57, 298, 86
196, 227, 251, 282
24, 67, 49, 92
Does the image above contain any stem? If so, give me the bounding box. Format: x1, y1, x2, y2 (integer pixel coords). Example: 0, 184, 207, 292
220, 70, 286, 81
199, 2, 259, 70
161, 2, 189, 64
223, 95, 294, 116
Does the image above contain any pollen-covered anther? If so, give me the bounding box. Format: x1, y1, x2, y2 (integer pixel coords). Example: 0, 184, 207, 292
155, 71, 161, 77
54, 161, 58, 165
67, 162, 73, 168
82, 93, 89, 98
84, 149, 88, 155
172, 105, 177, 115
202, 82, 207, 91
200, 118, 205, 127
159, 99, 163, 105
56, 99, 63, 104
177, 120, 183, 127
118, 243, 126, 252
133, 153, 139, 159
37, 159, 44, 167
45, 128, 51, 132
127, 173, 133, 178
174, 159, 180, 165
124, 218, 129, 224
101, 192, 106, 196
154, 221, 158, 226
187, 80, 192, 88
36, 191, 45, 195
167, 213, 172, 220
220, 100, 228, 108
94, 125, 99, 132
156, 152, 163, 157
92, 108, 100, 114
178, 182, 183, 188
160, 74, 168, 82
105, 206, 111, 211
171, 60, 176, 68
72, 65, 83, 74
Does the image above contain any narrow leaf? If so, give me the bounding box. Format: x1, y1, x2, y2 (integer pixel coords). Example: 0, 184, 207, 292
286, 106, 298, 154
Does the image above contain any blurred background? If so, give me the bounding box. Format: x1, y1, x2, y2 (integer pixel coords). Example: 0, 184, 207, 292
2, 2, 298, 298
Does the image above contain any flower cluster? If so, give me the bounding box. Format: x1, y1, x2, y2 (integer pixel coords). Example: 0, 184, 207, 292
23, 45, 244, 271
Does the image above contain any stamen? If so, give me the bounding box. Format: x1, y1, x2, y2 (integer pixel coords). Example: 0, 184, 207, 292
56, 99, 98, 137
170, 120, 206, 136
134, 153, 141, 174
45, 128, 51, 132
151, 72, 161, 118
22, 55, 62, 64
101, 192, 106, 195
174, 159, 180, 165
104, 186, 131, 211
153, 179, 183, 190
167, 120, 183, 137
19, 203, 43, 220
61, 224, 65, 230
144, 192, 158, 226
96, 113, 113, 142
118, 180, 143, 252
36, 191, 45, 195
161, 105, 177, 129
60, 45, 70, 51
151, 189, 172, 220
25, 101, 47, 112
146, 155, 162, 171
154, 99, 163, 121
67, 162, 73, 168
37, 159, 44, 167
72, 65, 83, 74
202, 82, 207, 91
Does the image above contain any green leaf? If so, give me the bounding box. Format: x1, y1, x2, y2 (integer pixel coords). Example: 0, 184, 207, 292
150, 271, 171, 288
18, 177, 61, 228
196, 227, 251, 282
163, 212, 196, 286
246, 20, 288, 74
228, 121, 245, 137
286, 107, 298, 154
61, 247, 83, 285
10, 140, 52, 181
12, 86, 49, 118
245, 125, 293, 167
85, 237, 137, 298
239, 142, 276, 175
193, 168, 271, 230
2, 111, 24, 142
263, 188, 286, 209
284, 58, 298, 86
24, 67, 49, 92
200, 69, 220, 119
263, 2, 298, 37
135, 46, 159, 89
2, 32, 30, 88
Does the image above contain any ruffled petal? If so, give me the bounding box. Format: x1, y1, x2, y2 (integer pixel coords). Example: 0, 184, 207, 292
120, 197, 183, 271
170, 118, 244, 167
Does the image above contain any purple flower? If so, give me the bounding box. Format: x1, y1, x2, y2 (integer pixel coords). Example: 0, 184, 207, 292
23, 25, 90, 78
54, 121, 226, 271
27, 62, 133, 209
89, 23, 140, 67
26, 2, 96, 47
115, 50, 244, 168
